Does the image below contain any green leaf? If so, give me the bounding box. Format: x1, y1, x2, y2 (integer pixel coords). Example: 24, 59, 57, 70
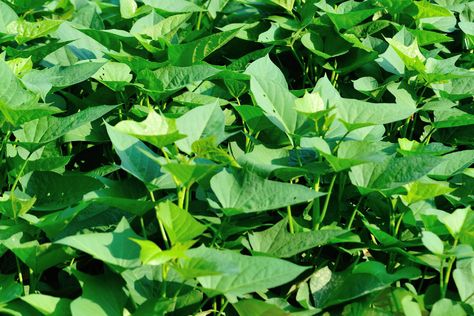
209, 169, 324, 215
402, 178, 454, 204
309, 262, 420, 309
301, 28, 353, 60
131, 13, 191, 41
174, 91, 229, 107
169, 29, 240, 66
234, 143, 325, 180
429, 150, 474, 179
164, 162, 219, 187
142, 0, 204, 12
77, 28, 138, 52
353, 77, 379, 92
0, 58, 59, 126
233, 299, 289, 316
177, 246, 309, 296
453, 258, 474, 308
421, 231, 444, 255
0, 274, 22, 305
263, 0, 295, 12
0, 2, 18, 33
6, 19, 63, 44
414, 1, 456, 32
0, 190, 36, 219
156, 201, 206, 244
14, 105, 116, 145
119, 0, 137, 19
114, 110, 184, 148
137, 63, 221, 98
106, 123, 174, 189
176, 103, 227, 154
439, 207, 471, 241
21, 61, 106, 100
431, 298, 467, 316
3, 233, 73, 272
69, 269, 127, 316
56, 217, 142, 269
247, 218, 357, 258
91, 62, 132, 91
246, 55, 306, 139
133, 239, 193, 266
6, 40, 72, 64
325, 3, 381, 30
335, 97, 416, 131
20, 171, 103, 210
302, 138, 395, 172
349, 155, 441, 195
21, 294, 71, 316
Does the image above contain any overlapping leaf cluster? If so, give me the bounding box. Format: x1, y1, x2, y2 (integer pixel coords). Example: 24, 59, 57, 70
0, 0, 473, 315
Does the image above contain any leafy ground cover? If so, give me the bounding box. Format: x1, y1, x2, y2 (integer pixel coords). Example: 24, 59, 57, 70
0, 0, 473, 314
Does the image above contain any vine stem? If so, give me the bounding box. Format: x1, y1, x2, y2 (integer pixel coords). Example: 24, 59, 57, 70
149, 191, 170, 249
287, 179, 295, 233
11, 154, 31, 219
196, 11, 203, 30
441, 237, 459, 298
315, 173, 337, 230
312, 177, 321, 230
347, 198, 363, 229
287, 205, 295, 234
140, 217, 148, 239
15, 257, 24, 294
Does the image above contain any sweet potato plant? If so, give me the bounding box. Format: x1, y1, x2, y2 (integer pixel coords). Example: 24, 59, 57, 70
0, 0, 473, 315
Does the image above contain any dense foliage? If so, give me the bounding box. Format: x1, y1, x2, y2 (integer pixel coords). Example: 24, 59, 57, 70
0, 0, 473, 314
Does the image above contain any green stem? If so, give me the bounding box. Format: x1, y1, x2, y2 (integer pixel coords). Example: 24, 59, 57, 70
439, 258, 445, 297
333, 131, 350, 154
442, 238, 459, 298
140, 216, 148, 239
149, 191, 170, 249
196, 11, 203, 31
287, 179, 295, 234
15, 257, 24, 295
184, 186, 191, 211
394, 212, 405, 238
217, 298, 229, 315
11, 154, 31, 219
421, 127, 436, 144
312, 177, 321, 229
347, 198, 362, 230
287, 205, 295, 234
177, 186, 186, 209
315, 173, 337, 230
